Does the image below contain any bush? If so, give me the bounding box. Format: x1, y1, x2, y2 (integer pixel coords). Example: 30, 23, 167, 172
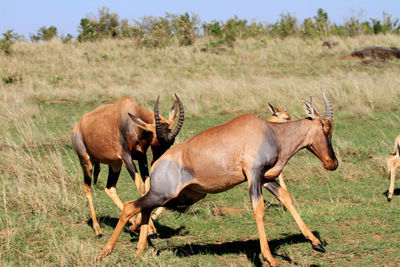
169, 13, 199, 46
301, 18, 318, 38
31, 26, 58, 41
268, 12, 297, 38
60, 34, 73, 43
134, 16, 173, 48
203, 20, 223, 38
314, 8, 330, 36
0, 29, 20, 55
344, 17, 361, 36
77, 7, 121, 42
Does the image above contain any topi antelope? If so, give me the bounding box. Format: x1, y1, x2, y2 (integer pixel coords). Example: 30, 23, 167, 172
266, 103, 291, 190
147, 102, 292, 225
266, 103, 291, 123
97, 90, 338, 267
71, 95, 184, 238
386, 134, 400, 201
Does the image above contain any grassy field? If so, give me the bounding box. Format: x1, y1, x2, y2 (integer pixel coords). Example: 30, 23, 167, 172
0, 35, 400, 266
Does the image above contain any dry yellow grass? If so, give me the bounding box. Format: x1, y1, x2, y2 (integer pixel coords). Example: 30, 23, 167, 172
1, 35, 399, 118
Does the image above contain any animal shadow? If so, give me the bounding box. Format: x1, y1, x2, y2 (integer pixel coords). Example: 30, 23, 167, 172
383, 188, 400, 197
161, 232, 325, 266
87, 216, 187, 240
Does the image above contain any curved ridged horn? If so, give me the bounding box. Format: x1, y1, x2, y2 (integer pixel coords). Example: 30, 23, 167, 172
168, 94, 184, 141
154, 96, 164, 138
321, 88, 333, 121
310, 96, 322, 118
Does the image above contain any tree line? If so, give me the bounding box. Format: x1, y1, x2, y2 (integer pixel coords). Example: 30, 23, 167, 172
1, 7, 400, 54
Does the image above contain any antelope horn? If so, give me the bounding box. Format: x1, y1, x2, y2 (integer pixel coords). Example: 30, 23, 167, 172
154, 96, 164, 138
321, 88, 333, 121
310, 96, 322, 118
168, 94, 184, 141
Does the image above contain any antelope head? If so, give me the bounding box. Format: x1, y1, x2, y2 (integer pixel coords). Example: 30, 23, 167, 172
128, 94, 184, 164
302, 89, 338, 171
268, 102, 291, 121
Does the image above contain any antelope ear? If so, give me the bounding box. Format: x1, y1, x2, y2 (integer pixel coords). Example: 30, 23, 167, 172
302, 99, 315, 119
168, 100, 178, 121
268, 103, 277, 115
128, 113, 154, 132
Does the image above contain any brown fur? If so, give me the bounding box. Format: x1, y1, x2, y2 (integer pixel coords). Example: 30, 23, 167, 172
72, 96, 183, 237
97, 92, 338, 266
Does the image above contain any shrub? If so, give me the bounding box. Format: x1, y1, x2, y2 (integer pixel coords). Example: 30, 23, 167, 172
135, 16, 173, 48
268, 12, 297, 38
0, 29, 20, 55
314, 8, 330, 36
77, 7, 121, 42
301, 18, 318, 38
344, 17, 361, 36
169, 12, 199, 46
60, 34, 73, 43
203, 20, 223, 38
31, 26, 58, 41
243, 21, 267, 38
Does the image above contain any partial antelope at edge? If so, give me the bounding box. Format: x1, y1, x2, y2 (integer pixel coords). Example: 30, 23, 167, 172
386, 134, 400, 202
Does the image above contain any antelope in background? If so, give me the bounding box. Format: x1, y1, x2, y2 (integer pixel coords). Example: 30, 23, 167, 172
386, 134, 400, 201
97, 90, 338, 267
266, 103, 291, 190
71, 95, 184, 238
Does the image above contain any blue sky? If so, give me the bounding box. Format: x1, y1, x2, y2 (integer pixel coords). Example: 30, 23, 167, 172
1, 0, 399, 37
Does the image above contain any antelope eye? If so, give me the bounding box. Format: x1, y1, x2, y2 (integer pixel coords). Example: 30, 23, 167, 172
326, 126, 330, 131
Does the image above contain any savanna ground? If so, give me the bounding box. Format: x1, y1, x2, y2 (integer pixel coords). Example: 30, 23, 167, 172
0, 35, 400, 266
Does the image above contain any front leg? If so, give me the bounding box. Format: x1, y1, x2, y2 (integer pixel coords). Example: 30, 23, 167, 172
264, 181, 325, 252
137, 153, 149, 180
137, 153, 161, 236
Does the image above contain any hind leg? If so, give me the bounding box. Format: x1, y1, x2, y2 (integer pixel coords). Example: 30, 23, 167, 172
79, 154, 103, 238
97, 182, 170, 260
245, 168, 279, 267
97, 199, 146, 260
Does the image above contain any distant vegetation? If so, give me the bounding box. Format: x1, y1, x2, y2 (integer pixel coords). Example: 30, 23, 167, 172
1, 7, 400, 54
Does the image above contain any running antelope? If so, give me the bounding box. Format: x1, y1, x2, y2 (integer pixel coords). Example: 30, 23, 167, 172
267, 103, 291, 190
386, 134, 400, 201
147, 102, 291, 225
71, 95, 184, 238
97, 90, 338, 267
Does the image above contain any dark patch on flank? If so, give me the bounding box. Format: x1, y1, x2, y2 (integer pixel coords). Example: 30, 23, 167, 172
250, 125, 278, 201
134, 160, 195, 210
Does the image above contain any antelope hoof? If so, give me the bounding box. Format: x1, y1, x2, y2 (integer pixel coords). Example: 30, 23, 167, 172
148, 233, 158, 239
96, 234, 103, 239
262, 257, 279, 267
312, 243, 325, 253
95, 249, 110, 261
387, 197, 392, 202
